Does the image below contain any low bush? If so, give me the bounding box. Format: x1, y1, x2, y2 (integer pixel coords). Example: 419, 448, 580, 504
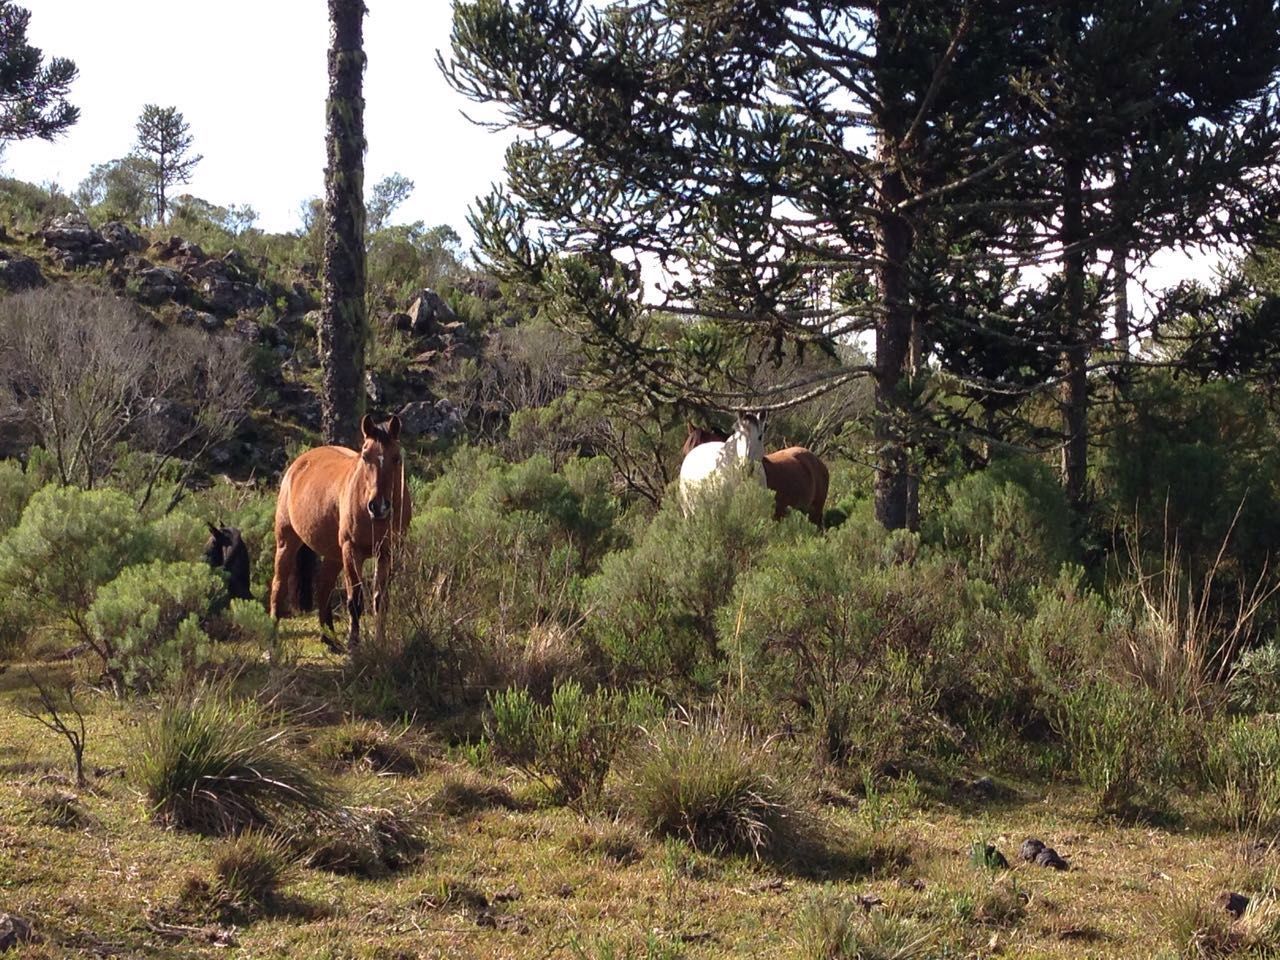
201, 831, 296, 921
720, 518, 964, 768
933, 455, 1076, 598
88, 560, 220, 691
1229, 641, 1280, 714
795, 894, 947, 960
284, 797, 429, 878
135, 688, 337, 834
0, 459, 39, 534
487, 680, 661, 811
586, 481, 781, 691
1205, 716, 1280, 835
1050, 673, 1194, 819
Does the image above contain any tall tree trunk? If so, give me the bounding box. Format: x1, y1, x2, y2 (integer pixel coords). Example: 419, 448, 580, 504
1060, 152, 1089, 511
874, 155, 913, 531
319, 0, 367, 448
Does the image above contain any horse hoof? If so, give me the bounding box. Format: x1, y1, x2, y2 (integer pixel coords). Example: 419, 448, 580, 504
319, 633, 347, 655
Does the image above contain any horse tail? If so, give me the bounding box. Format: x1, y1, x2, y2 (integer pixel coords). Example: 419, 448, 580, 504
296, 545, 318, 612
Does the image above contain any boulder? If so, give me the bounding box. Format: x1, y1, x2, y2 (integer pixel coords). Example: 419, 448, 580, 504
1019, 838, 1045, 862
38, 212, 116, 267
0, 250, 46, 292
201, 277, 270, 316
383, 311, 412, 333
133, 266, 190, 305
397, 398, 463, 439
99, 221, 145, 254
176, 306, 223, 331
406, 288, 458, 336
366, 371, 387, 405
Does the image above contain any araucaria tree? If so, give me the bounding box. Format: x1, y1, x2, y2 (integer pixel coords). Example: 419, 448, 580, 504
318, 0, 368, 448
134, 104, 202, 224
445, 0, 1039, 529
0, 0, 78, 140
444, 0, 1280, 530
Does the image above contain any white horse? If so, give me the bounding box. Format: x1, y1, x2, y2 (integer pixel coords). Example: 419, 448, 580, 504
677, 412, 767, 515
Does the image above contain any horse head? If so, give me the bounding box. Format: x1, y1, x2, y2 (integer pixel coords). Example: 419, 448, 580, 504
205, 522, 251, 600
358, 413, 405, 521
731, 411, 766, 463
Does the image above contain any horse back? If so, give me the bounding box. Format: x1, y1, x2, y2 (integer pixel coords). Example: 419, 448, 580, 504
762, 446, 829, 516
277, 446, 357, 552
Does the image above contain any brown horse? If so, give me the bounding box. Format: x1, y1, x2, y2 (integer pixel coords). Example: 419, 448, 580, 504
270, 415, 411, 650
681, 422, 829, 526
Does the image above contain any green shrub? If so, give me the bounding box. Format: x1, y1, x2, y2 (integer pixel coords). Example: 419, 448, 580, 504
586, 481, 781, 690
135, 688, 337, 834
487, 681, 661, 811
1051, 674, 1193, 819
224, 597, 278, 649
721, 525, 964, 768
0, 485, 160, 631
88, 560, 220, 691
933, 456, 1076, 597
625, 715, 801, 858
1229, 641, 1280, 714
1205, 716, 1280, 835
0, 459, 39, 535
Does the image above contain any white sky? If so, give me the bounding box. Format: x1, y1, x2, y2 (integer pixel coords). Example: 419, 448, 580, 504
3, 0, 1224, 297
4, 1, 513, 238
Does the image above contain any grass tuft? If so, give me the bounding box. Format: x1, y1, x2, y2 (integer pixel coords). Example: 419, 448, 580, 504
134, 688, 338, 834
430, 769, 519, 816
285, 798, 430, 877
624, 715, 803, 859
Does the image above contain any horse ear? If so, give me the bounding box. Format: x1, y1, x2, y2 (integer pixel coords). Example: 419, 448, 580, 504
206, 521, 226, 543
360, 414, 377, 439
385, 415, 401, 440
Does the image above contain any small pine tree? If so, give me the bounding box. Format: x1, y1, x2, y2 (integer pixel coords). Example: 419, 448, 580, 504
134, 104, 202, 224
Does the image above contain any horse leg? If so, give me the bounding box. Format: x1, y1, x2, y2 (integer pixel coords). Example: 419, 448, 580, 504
341, 539, 365, 651
314, 553, 342, 634
809, 459, 830, 528
371, 535, 396, 646
270, 526, 302, 621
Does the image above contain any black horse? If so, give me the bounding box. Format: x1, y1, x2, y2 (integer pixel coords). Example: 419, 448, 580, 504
204, 523, 252, 601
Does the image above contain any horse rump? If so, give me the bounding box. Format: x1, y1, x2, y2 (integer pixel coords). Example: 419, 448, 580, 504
296, 544, 318, 612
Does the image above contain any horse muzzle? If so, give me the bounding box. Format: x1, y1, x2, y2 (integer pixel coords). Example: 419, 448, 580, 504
367, 498, 392, 520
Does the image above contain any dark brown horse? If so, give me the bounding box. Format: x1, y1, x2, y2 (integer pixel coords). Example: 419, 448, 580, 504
270, 415, 411, 649
681, 422, 829, 526
204, 523, 252, 600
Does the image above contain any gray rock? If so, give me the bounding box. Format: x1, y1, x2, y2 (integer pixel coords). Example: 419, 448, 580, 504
398, 398, 463, 439
1019, 838, 1045, 862
406, 288, 458, 336
0, 250, 46, 291
1034, 846, 1068, 870
366, 371, 386, 405
100, 221, 145, 254
1218, 891, 1249, 918
384, 311, 412, 333
133, 266, 189, 305
201, 277, 270, 316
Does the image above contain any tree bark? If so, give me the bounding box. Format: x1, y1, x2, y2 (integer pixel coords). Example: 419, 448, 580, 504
319, 0, 368, 448
874, 155, 913, 531
1060, 152, 1089, 511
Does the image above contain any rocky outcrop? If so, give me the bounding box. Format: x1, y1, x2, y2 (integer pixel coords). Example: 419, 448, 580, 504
38, 215, 144, 268
406, 288, 459, 335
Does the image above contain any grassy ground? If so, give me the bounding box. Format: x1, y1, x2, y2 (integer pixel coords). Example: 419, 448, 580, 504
0, 626, 1265, 960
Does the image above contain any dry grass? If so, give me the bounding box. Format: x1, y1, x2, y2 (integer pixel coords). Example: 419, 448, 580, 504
4, 630, 1280, 959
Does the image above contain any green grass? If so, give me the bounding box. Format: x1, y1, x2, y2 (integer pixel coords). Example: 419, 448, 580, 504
3, 627, 1279, 959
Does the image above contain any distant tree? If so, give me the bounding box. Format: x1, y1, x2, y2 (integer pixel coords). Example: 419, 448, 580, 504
134, 104, 202, 225
319, 0, 368, 447
0, 1, 77, 140
75, 156, 154, 224
367, 172, 414, 231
